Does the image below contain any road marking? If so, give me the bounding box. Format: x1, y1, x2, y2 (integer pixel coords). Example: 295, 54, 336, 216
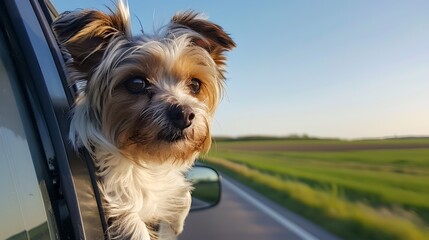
223, 178, 320, 240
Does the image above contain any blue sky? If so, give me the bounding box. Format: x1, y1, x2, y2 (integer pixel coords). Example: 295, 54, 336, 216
53, 0, 429, 139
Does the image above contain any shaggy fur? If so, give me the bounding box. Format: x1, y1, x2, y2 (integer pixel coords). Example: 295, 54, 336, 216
53, 1, 235, 239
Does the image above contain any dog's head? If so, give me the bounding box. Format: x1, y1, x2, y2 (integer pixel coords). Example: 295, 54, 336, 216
53, 1, 235, 163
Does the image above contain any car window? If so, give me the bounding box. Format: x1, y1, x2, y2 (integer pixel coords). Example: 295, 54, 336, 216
0, 27, 57, 240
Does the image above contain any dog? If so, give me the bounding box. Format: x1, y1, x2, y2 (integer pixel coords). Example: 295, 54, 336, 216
52, 1, 235, 239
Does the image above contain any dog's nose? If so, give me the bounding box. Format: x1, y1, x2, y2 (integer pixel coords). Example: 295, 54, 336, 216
168, 105, 195, 130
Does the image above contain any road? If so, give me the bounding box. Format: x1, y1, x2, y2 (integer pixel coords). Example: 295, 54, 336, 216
179, 175, 341, 240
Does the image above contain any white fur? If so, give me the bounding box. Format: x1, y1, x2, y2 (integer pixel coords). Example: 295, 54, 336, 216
95, 146, 194, 239
118, 0, 132, 38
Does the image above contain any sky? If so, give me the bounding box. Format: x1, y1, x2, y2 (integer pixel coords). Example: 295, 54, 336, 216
52, 0, 429, 139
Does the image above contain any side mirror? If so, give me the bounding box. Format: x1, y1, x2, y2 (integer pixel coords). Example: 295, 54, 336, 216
186, 165, 221, 211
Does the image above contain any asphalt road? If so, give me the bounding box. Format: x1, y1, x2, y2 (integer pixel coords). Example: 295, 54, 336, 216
179, 175, 341, 240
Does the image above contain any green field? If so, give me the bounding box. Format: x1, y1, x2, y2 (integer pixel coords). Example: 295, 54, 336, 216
203, 137, 429, 240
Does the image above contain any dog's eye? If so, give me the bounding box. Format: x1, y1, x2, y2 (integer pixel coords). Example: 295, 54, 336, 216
124, 77, 149, 94
189, 78, 202, 94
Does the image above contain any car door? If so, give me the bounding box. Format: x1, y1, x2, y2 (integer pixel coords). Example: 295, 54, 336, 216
0, 0, 106, 239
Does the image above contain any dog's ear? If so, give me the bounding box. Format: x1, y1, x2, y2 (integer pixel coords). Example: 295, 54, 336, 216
169, 11, 236, 76
52, 1, 131, 74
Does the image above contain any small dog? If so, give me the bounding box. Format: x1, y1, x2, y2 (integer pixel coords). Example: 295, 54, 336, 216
53, 1, 234, 239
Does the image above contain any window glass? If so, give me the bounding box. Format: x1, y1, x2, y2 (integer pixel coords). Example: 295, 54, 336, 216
0, 28, 53, 240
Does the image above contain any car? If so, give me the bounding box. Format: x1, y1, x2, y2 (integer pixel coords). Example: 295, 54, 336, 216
0, 0, 221, 239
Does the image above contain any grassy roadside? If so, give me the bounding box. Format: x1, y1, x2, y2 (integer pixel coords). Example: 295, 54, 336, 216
203, 156, 429, 240
209, 149, 429, 222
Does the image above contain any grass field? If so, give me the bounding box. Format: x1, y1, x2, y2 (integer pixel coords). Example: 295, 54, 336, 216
203, 137, 429, 240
